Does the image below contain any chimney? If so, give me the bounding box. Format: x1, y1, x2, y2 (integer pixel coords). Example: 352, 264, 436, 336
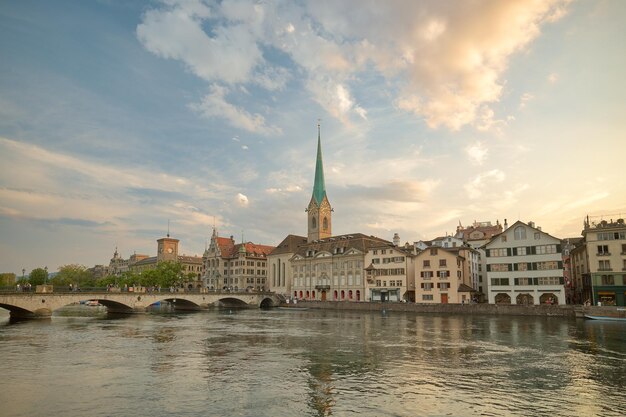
504, 218, 508, 230
393, 233, 400, 246
528, 221, 535, 228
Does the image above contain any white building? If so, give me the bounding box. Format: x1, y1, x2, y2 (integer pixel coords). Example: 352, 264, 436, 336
485, 220, 565, 305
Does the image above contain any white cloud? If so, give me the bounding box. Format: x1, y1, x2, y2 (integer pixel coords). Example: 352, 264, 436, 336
190, 84, 282, 135
137, 1, 571, 131
466, 142, 488, 166
465, 169, 506, 198
236, 192, 249, 207
519, 92, 534, 109
548, 72, 559, 83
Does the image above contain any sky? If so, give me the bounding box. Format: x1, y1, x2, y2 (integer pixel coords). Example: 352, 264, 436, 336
1, 0, 625, 275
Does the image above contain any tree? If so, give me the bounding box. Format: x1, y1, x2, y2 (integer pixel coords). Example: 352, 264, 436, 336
53, 264, 93, 288
29, 268, 48, 286
0, 273, 16, 287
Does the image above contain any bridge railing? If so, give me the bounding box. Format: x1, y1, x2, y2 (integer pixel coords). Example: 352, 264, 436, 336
0, 286, 274, 295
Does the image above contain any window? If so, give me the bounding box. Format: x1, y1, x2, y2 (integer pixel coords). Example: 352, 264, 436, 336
491, 263, 510, 272
489, 248, 508, 257
422, 283, 433, 291
422, 294, 434, 301
323, 217, 328, 230
516, 247, 527, 256
536, 261, 559, 270
430, 248, 438, 255
515, 278, 532, 285
438, 282, 450, 290
514, 226, 526, 240
516, 263, 528, 271
437, 270, 450, 278
536, 245, 558, 255
501, 235, 507, 242
382, 249, 387, 254
598, 260, 611, 271
534, 232, 541, 240
421, 271, 433, 279
372, 258, 380, 264
537, 277, 561, 286
601, 275, 615, 285
622, 244, 626, 254
597, 245, 610, 255
373, 250, 378, 255
439, 259, 447, 267
423, 260, 431, 267
491, 278, 509, 286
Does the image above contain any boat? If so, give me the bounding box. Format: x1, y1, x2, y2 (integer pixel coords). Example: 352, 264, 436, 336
278, 306, 309, 311
85, 300, 100, 307
584, 314, 626, 322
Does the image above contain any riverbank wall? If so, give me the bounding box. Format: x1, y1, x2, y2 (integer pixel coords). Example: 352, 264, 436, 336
282, 301, 623, 319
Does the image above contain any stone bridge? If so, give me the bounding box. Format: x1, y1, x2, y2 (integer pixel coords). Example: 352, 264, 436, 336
0, 291, 284, 319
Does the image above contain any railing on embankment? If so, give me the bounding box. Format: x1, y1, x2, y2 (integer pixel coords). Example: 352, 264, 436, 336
281, 301, 625, 319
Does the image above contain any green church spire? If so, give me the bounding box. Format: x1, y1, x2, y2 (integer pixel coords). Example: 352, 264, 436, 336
312, 122, 326, 205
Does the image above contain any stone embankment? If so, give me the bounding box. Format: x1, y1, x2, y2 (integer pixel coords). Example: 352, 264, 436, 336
281, 301, 624, 319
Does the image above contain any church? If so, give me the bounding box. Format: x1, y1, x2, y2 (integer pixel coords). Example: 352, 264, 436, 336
268, 125, 416, 302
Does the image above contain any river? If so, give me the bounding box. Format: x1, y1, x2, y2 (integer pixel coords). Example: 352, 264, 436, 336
0, 307, 624, 417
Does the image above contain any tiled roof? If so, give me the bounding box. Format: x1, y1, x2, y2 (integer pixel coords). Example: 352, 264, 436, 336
293, 233, 392, 257
458, 284, 476, 292
133, 256, 157, 266
215, 236, 236, 257
270, 234, 308, 256
236, 242, 275, 258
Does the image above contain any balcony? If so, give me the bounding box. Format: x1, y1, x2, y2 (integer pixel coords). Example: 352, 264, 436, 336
596, 252, 611, 256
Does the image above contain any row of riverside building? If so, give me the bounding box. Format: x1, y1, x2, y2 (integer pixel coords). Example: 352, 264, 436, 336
97, 126, 626, 306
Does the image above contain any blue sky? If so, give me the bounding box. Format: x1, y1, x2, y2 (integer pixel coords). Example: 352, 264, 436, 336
1, 0, 625, 275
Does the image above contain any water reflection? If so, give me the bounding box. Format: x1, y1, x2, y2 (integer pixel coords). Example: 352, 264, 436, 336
0, 308, 625, 417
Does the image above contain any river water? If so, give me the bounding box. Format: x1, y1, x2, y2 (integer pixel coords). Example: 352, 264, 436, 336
0, 307, 624, 417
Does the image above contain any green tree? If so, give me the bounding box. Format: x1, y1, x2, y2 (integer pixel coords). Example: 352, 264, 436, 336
0, 272, 16, 287
29, 268, 48, 286
53, 264, 93, 288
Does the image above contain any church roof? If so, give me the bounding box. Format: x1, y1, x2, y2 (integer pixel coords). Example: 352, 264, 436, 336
270, 234, 308, 256
312, 125, 327, 205
294, 233, 392, 256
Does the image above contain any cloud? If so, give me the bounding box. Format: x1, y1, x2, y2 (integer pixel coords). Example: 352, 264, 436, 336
0, 137, 230, 232
236, 192, 249, 207
519, 92, 534, 109
190, 84, 282, 135
465, 169, 506, 198
548, 72, 559, 83
241, 145, 249, 150
137, 0, 570, 131
466, 142, 488, 166
341, 179, 439, 203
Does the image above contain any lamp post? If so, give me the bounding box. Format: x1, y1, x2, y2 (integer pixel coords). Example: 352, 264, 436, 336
44, 266, 48, 285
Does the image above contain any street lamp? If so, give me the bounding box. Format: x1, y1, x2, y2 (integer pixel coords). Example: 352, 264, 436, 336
44, 266, 48, 285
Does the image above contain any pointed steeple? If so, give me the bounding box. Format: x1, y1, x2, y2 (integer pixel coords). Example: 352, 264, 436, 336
307, 122, 332, 242
312, 122, 327, 205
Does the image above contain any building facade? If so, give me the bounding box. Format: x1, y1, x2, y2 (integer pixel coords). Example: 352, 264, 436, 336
485, 221, 565, 305
414, 247, 473, 303
202, 229, 274, 291
580, 217, 626, 306
267, 234, 308, 297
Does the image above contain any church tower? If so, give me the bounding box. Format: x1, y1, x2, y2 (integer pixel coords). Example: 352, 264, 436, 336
307, 123, 332, 242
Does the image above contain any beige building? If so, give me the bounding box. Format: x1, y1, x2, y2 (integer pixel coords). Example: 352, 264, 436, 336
267, 234, 308, 297
414, 247, 473, 303
364, 240, 415, 302
579, 217, 626, 306
202, 229, 274, 290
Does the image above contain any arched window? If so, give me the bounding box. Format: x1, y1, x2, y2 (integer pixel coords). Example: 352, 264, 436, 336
514, 226, 526, 240
323, 217, 328, 230
311, 217, 317, 229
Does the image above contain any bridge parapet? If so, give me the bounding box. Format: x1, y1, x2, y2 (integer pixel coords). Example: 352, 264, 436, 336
0, 291, 281, 319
